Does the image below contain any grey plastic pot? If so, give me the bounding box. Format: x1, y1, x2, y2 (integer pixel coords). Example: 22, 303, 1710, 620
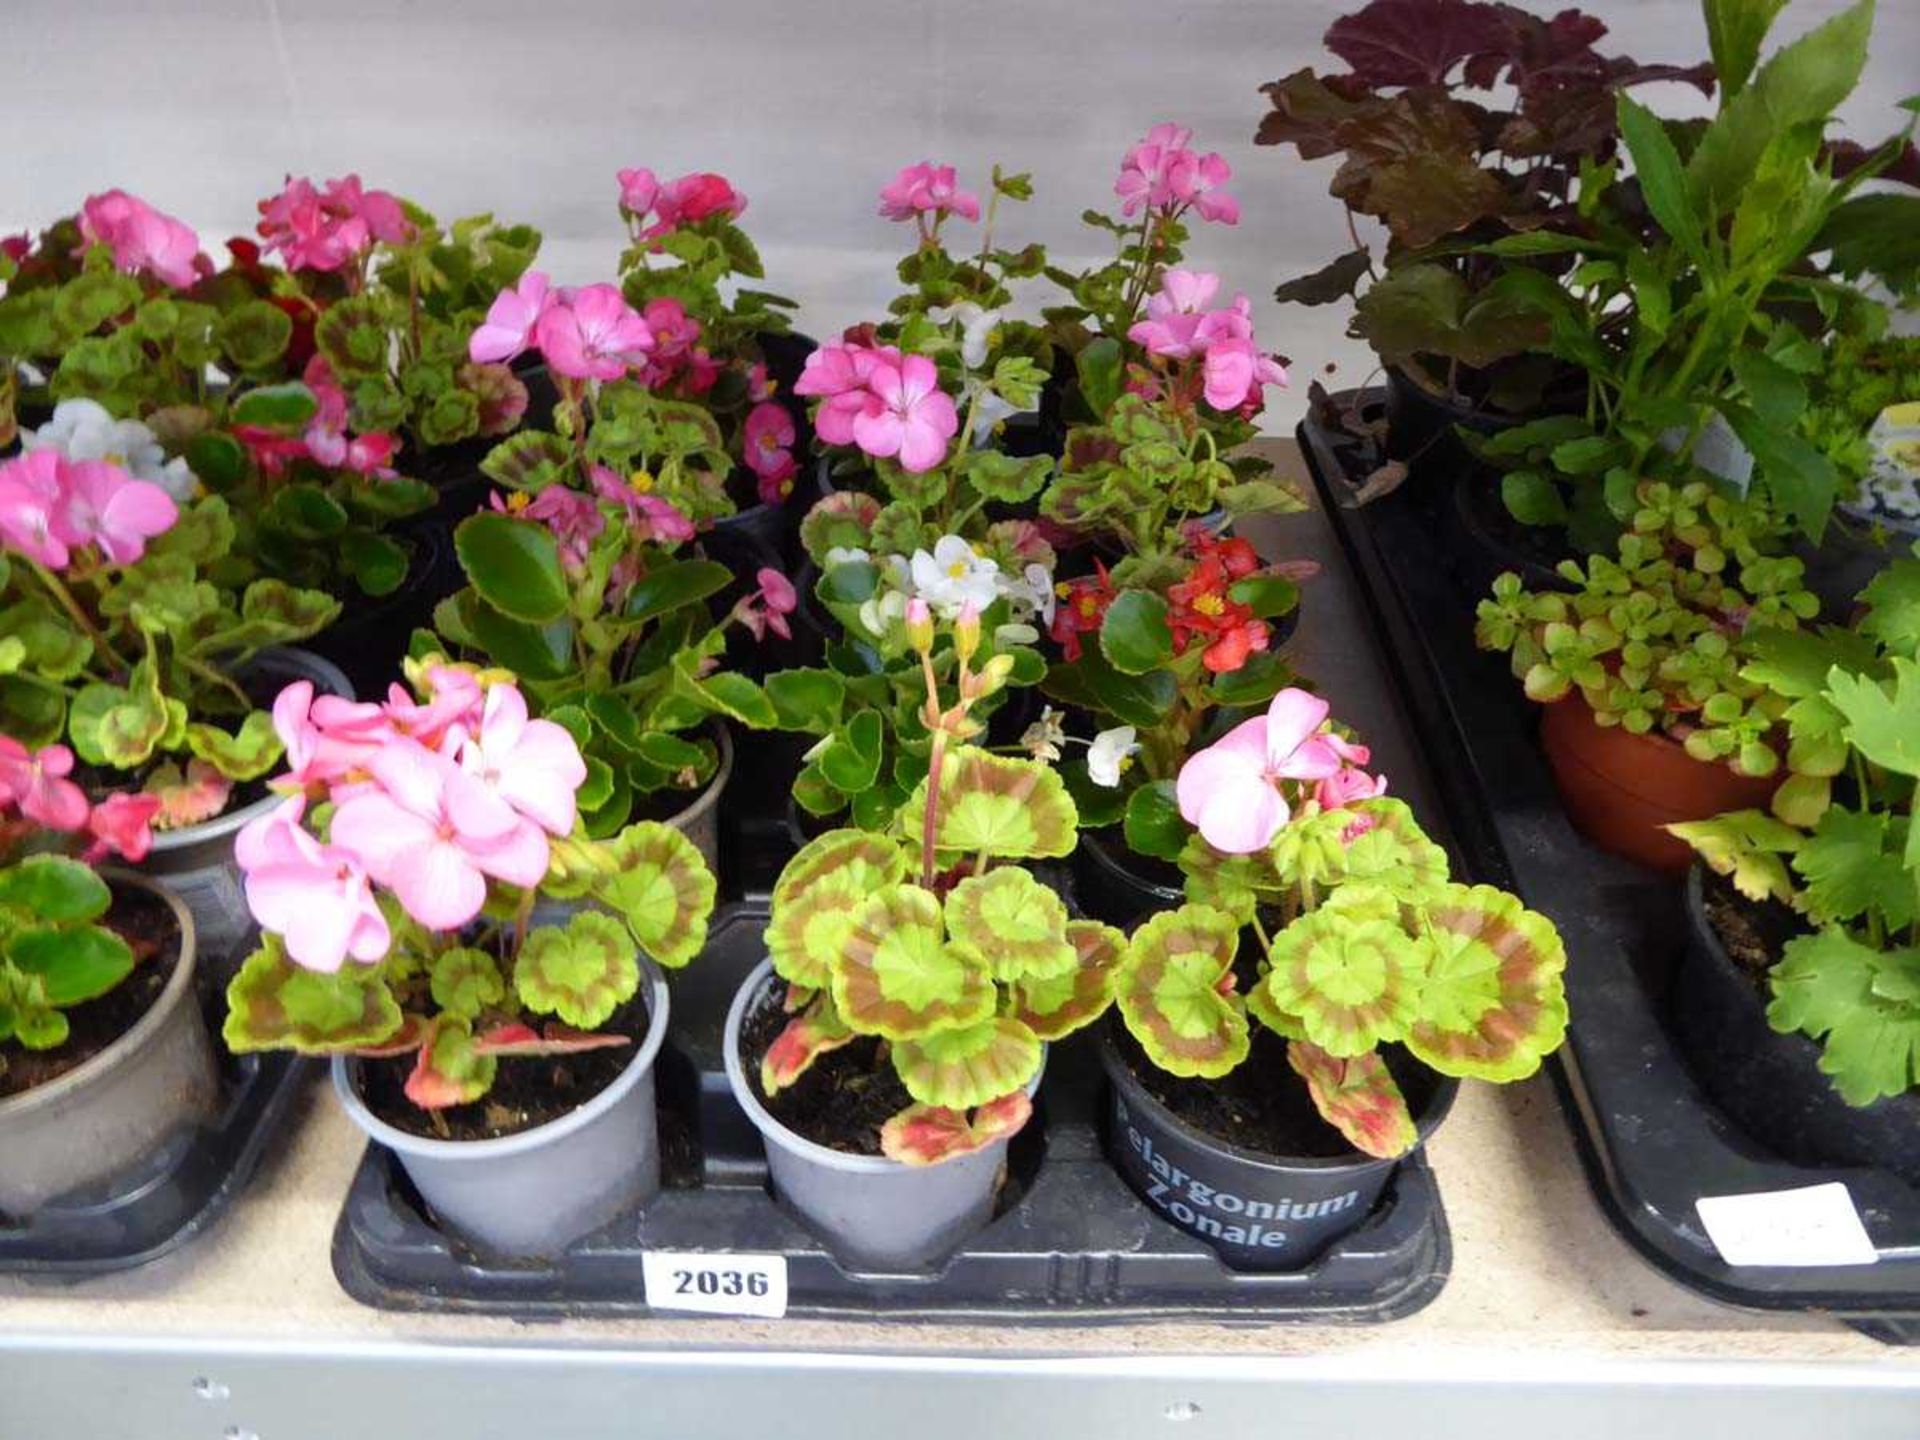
0, 875, 219, 1219
665, 722, 733, 877
331, 954, 669, 1257
723, 957, 1041, 1271
142, 647, 354, 968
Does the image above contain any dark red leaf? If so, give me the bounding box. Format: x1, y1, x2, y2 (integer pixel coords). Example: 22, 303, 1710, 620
1324, 0, 1515, 87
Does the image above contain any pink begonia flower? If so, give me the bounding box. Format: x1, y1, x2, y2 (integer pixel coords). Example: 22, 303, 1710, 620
747, 363, 777, 404
383, 665, 484, 751
851, 355, 958, 474
617, 167, 660, 217
454, 682, 587, 837
744, 401, 796, 478
587, 464, 697, 544
0, 741, 90, 832
491, 486, 604, 569
534, 284, 653, 382
237, 795, 391, 972
78, 190, 201, 288
271, 680, 390, 791
54, 459, 179, 565
0, 450, 75, 568
1115, 124, 1238, 224
257, 174, 411, 273
878, 163, 981, 223
330, 738, 550, 932
84, 791, 163, 864
1175, 689, 1345, 854
735, 567, 798, 642
1128, 270, 1222, 358
470, 270, 555, 366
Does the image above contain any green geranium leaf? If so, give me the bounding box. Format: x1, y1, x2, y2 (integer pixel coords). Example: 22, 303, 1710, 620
588, 820, 716, 968
1261, 886, 1423, 1058
515, 909, 640, 1028
893, 1015, 1043, 1109
942, 867, 1074, 982
1287, 1040, 1418, 1160
184, 709, 284, 782
766, 828, 909, 989
898, 746, 1079, 861
1115, 904, 1248, 1079
1407, 883, 1569, 1081
430, 946, 507, 1021
222, 937, 403, 1054
1014, 919, 1124, 1041
834, 884, 993, 1040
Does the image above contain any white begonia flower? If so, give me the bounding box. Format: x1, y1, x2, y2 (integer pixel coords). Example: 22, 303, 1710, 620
1087, 726, 1140, 788
928, 302, 1004, 370
1020, 706, 1066, 763
993, 561, 1058, 628
969, 386, 1020, 447
823, 545, 871, 569
25, 398, 198, 502
909, 534, 1000, 618
859, 588, 908, 639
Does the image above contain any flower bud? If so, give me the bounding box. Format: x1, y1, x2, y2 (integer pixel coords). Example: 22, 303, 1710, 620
953, 600, 981, 661
976, 652, 1014, 696
906, 597, 935, 654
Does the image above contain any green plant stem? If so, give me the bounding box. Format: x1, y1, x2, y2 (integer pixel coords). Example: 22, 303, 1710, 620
181, 654, 254, 711
920, 727, 948, 889
25, 560, 126, 677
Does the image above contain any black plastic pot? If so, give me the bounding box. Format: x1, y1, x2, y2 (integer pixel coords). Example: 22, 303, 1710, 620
1444, 468, 1569, 602
1072, 825, 1183, 927
1672, 867, 1920, 1186
1383, 365, 1514, 482
307, 523, 456, 699
1101, 1028, 1454, 1271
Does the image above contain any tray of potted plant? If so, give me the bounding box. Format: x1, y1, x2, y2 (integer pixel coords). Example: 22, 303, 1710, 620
328, 605, 1456, 1321
1294, 0, 1920, 1337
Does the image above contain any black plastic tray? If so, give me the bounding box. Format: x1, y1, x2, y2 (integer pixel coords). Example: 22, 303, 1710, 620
332, 897, 1453, 1324
0, 1044, 311, 1278
1300, 391, 1920, 1342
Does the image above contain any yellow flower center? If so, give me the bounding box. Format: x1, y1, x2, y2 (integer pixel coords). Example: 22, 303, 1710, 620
505, 492, 532, 513
947, 561, 969, 579
1191, 593, 1226, 617
629, 469, 655, 494
1054, 581, 1072, 598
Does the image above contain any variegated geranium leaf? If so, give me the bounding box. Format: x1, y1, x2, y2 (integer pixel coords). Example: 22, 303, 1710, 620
759, 992, 855, 1095
429, 946, 506, 1021
943, 867, 1075, 982
799, 490, 883, 566
404, 1017, 497, 1109
1016, 919, 1124, 1041
834, 884, 993, 1040
892, 1015, 1043, 1109
1287, 1039, 1418, 1160
898, 746, 1079, 861
1178, 833, 1268, 925
1406, 883, 1568, 1081
514, 909, 639, 1029
766, 828, 909, 989
1115, 905, 1249, 1079
1260, 885, 1422, 1058
222, 936, 403, 1055
470, 1021, 633, 1057
592, 820, 716, 969
1319, 797, 1451, 900
879, 1090, 1033, 1166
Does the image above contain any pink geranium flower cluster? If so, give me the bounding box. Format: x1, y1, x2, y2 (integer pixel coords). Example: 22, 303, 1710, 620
468, 271, 657, 383
1128, 270, 1288, 416
634, 297, 721, 395
1175, 689, 1386, 854
77, 190, 203, 289
0, 450, 178, 571
0, 737, 161, 863
878, 162, 981, 227
237, 672, 588, 971
236, 355, 402, 481
793, 340, 958, 475
1115, 124, 1239, 225
256, 174, 412, 273
618, 168, 747, 242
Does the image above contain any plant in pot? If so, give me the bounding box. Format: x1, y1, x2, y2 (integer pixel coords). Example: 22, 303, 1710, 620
727, 598, 1112, 1270
221, 662, 716, 1255
1254, 0, 1710, 485
1475, 477, 1819, 869
1667, 546, 1920, 1179
0, 440, 342, 954
0, 824, 218, 1218
1456, 0, 1907, 555
1104, 687, 1568, 1268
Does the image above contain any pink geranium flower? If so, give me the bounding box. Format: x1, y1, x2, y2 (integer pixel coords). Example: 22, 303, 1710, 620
851, 354, 958, 474
271, 679, 391, 792
793, 342, 902, 448
237, 795, 391, 971
54, 459, 179, 565
1316, 765, 1389, 812
534, 284, 653, 381
0, 450, 75, 568
470, 270, 555, 366
330, 738, 551, 932
878, 163, 980, 224
382, 665, 484, 750
78, 190, 201, 288
657, 172, 746, 227
0, 740, 90, 833
1115, 124, 1239, 225
85, 791, 163, 864
454, 683, 587, 837
1201, 336, 1288, 412
257, 174, 411, 273
1128, 270, 1222, 358
617, 167, 660, 217
1175, 689, 1345, 854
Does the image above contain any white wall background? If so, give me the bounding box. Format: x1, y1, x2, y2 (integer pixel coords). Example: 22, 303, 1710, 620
4, 0, 1916, 430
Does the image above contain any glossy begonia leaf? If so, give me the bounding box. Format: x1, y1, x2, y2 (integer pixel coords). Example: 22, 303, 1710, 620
514, 909, 639, 1029
892, 1015, 1043, 1109
834, 884, 993, 1040
7, 923, 132, 1007
898, 746, 1079, 861
1261, 885, 1422, 1058
1769, 930, 1920, 1106
879, 1090, 1034, 1167
1287, 1039, 1418, 1160
759, 993, 855, 1095
1116, 905, 1249, 1079
405, 1018, 497, 1109
591, 819, 716, 969
1406, 883, 1568, 1081
943, 867, 1075, 983
455, 510, 569, 624
223, 936, 403, 1054
1015, 919, 1125, 1041
765, 828, 909, 989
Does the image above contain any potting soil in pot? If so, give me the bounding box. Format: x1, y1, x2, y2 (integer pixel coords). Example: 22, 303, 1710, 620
739, 979, 912, 1158
0, 885, 182, 1100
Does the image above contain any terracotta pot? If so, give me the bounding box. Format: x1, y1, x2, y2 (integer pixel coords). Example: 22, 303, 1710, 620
1537, 699, 1777, 871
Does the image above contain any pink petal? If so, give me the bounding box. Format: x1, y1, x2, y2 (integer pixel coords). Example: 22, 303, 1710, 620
1262, 690, 1331, 764
390, 840, 488, 931
329, 791, 437, 885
